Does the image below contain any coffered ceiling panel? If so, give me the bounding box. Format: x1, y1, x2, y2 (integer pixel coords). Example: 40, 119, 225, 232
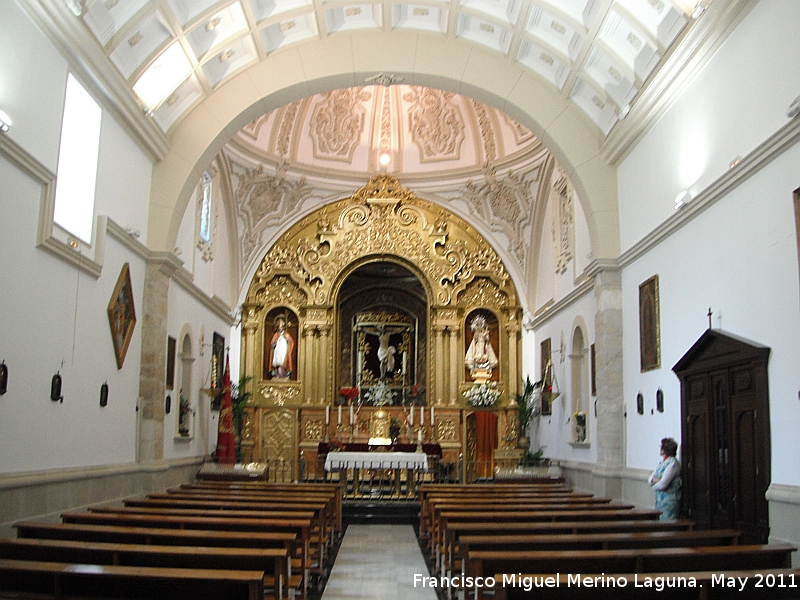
63, 0, 711, 137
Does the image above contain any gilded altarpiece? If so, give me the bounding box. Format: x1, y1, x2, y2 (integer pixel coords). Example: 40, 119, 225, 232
239, 175, 523, 474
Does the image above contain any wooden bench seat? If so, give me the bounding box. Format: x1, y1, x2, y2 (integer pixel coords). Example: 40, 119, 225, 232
0, 558, 265, 600
447, 530, 741, 579
439, 519, 696, 578
59, 511, 315, 598
0, 537, 292, 600
492, 569, 800, 600
465, 545, 797, 599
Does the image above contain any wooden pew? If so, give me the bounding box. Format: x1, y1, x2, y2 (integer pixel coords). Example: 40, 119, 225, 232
59, 511, 314, 598
465, 545, 797, 599
450, 530, 741, 579
0, 558, 265, 600
181, 482, 344, 533
439, 520, 697, 578
432, 507, 658, 564
0, 538, 290, 600
492, 569, 800, 600
13, 520, 297, 552
93, 503, 328, 572
127, 494, 333, 558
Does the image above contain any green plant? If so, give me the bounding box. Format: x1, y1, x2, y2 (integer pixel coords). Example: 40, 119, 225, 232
519, 446, 548, 467
515, 377, 541, 433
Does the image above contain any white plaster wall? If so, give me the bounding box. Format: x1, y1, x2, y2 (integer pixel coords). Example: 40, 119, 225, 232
532, 292, 597, 466
0, 0, 66, 171
621, 142, 800, 484
619, 0, 800, 252
94, 115, 153, 241
0, 153, 145, 473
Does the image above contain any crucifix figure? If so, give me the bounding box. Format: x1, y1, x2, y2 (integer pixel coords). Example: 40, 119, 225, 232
362, 323, 406, 380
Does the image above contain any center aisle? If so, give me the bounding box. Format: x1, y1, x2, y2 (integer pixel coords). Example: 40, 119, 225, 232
321, 524, 439, 600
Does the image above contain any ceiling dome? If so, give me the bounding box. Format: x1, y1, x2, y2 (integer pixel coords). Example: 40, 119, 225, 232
226, 84, 544, 181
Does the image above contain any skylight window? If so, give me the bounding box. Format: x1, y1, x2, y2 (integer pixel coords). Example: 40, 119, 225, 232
132, 41, 192, 110
53, 74, 102, 244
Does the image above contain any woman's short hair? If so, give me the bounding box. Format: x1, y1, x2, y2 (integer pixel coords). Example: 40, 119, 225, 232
661, 437, 678, 457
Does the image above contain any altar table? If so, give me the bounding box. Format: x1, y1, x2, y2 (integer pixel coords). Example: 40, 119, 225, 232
324, 451, 428, 471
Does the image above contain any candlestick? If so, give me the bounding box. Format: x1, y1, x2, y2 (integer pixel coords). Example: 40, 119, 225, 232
338, 405, 342, 425
325, 405, 330, 425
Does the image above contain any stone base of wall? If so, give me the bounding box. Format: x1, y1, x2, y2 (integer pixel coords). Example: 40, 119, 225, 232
0, 458, 203, 535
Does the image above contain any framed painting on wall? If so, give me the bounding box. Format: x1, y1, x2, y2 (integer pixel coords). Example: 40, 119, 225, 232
540, 338, 552, 416
107, 263, 137, 370
639, 274, 661, 372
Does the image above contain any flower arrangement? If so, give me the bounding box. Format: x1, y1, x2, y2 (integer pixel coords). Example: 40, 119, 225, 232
339, 387, 359, 403
178, 392, 191, 436
364, 381, 392, 406
465, 381, 500, 407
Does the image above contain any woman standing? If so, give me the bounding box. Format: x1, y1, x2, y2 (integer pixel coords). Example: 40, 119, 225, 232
648, 437, 681, 520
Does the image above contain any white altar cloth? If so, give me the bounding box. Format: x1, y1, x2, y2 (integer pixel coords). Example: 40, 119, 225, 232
324, 451, 428, 471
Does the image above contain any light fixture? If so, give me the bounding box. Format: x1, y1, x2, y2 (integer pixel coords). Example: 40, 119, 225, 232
618, 104, 631, 119
729, 156, 742, 169
379, 152, 392, 166
64, 0, 83, 17
674, 190, 691, 210
0, 109, 12, 132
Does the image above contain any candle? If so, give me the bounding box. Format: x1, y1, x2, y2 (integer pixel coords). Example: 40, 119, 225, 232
418, 429, 423, 443
325, 405, 330, 425
338, 405, 342, 425
410, 405, 414, 425
349, 404, 354, 423
420, 405, 425, 427
430, 406, 435, 426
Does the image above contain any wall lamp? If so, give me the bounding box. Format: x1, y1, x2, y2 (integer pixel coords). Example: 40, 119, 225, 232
674, 190, 692, 210
0, 109, 12, 132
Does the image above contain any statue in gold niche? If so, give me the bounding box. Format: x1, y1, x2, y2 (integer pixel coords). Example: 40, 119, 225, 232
465, 315, 498, 382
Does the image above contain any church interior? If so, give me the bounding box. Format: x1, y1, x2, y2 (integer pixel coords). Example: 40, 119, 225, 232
2, 0, 800, 594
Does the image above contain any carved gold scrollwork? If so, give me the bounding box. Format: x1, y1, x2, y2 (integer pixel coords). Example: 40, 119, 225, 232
247, 175, 516, 309
258, 383, 301, 406
437, 417, 458, 442
303, 418, 325, 441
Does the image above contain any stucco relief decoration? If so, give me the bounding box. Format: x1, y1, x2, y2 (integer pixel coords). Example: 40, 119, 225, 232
309, 88, 371, 162
232, 157, 313, 267
472, 99, 497, 163
553, 167, 574, 275
248, 175, 515, 310
461, 164, 536, 265
403, 87, 465, 162
502, 113, 535, 145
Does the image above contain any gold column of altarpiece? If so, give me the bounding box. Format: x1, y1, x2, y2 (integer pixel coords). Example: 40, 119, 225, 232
238, 175, 523, 475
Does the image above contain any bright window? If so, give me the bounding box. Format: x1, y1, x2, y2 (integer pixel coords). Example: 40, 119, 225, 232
199, 173, 212, 243
53, 74, 102, 244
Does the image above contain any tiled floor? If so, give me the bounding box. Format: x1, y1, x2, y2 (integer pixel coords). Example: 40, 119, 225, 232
321, 524, 439, 600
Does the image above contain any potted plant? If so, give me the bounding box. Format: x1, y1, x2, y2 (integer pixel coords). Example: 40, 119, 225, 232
515, 377, 541, 449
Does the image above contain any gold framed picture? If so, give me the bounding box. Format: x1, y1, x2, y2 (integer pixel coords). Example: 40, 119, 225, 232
639, 274, 661, 372
108, 263, 137, 369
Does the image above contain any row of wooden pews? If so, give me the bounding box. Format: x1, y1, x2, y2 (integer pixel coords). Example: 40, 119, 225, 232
418, 482, 800, 600
1, 478, 343, 600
